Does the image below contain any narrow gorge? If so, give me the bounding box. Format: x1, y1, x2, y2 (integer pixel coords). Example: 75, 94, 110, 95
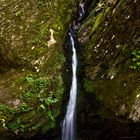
0, 0, 140, 140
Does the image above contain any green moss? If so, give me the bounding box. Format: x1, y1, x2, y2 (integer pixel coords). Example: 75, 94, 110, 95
90, 5, 110, 36
0, 70, 64, 136
130, 50, 140, 69
84, 78, 95, 93
15, 11, 22, 17
90, 13, 103, 34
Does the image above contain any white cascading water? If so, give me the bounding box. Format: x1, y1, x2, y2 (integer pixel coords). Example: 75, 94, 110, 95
62, 33, 78, 140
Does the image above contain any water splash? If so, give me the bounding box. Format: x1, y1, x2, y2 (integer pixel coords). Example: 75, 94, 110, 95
62, 33, 78, 140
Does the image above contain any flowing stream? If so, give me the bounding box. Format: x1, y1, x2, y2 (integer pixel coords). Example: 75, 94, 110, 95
62, 33, 78, 140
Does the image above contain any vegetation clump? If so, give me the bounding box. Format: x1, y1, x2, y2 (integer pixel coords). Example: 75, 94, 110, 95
130, 50, 140, 69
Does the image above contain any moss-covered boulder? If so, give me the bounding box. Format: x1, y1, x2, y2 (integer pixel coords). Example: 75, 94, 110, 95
78, 0, 140, 120
0, 0, 76, 138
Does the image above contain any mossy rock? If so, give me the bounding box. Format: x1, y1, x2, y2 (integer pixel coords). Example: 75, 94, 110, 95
78, 0, 140, 120
0, 0, 77, 137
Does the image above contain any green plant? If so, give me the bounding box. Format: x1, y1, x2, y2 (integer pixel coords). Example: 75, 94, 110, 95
36, 0, 44, 5
19, 103, 32, 112
39, 93, 58, 107
84, 78, 95, 93
130, 50, 140, 69
47, 110, 54, 121
23, 76, 47, 101
0, 103, 7, 111
15, 11, 21, 17
7, 118, 25, 133
9, 108, 17, 115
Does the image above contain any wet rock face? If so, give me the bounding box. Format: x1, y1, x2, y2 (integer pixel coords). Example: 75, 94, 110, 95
0, 0, 76, 138
78, 0, 140, 120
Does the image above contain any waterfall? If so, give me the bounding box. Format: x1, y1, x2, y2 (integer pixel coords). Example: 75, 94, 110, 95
62, 33, 78, 140
62, 2, 85, 140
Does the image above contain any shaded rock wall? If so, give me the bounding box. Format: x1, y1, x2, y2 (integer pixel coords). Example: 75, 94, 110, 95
76, 0, 140, 139
78, 0, 140, 120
